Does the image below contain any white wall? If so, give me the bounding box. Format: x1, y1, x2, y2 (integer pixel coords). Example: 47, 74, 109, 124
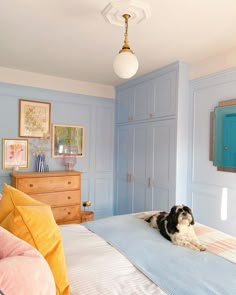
190, 46, 236, 80
188, 68, 236, 236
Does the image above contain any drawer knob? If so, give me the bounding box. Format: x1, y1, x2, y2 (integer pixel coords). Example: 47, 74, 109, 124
29, 184, 34, 187
67, 212, 71, 215
67, 196, 71, 199
68, 181, 71, 184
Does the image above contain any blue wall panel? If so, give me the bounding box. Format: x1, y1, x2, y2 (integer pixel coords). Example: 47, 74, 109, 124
0, 82, 115, 219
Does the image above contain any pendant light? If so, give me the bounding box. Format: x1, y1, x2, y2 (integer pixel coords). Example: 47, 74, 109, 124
113, 13, 138, 79
102, 0, 151, 79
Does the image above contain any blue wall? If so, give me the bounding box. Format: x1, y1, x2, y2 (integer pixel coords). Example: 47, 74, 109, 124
0, 82, 115, 219
188, 68, 236, 236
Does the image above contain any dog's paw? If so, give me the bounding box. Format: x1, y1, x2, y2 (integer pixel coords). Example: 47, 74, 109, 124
199, 244, 207, 251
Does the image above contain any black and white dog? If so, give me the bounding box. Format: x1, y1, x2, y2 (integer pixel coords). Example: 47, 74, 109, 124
146, 205, 206, 251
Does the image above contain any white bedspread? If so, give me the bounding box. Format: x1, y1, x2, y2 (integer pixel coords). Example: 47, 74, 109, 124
60, 224, 165, 295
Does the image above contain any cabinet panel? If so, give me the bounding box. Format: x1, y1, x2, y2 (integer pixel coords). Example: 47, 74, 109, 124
132, 124, 149, 212
95, 105, 114, 172
150, 71, 177, 118
148, 120, 175, 211
133, 81, 153, 121
116, 88, 134, 123
116, 126, 132, 214
151, 123, 171, 187
152, 188, 169, 211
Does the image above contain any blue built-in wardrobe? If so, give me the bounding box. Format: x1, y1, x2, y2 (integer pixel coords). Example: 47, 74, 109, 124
115, 61, 190, 215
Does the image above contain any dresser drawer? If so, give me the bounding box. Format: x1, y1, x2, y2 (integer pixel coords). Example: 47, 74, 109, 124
51, 205, 80, 223
30, 191, 80, 207
16, 175, 80, 194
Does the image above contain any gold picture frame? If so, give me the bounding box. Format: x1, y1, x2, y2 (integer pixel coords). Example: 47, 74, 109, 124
2, 138, 29, 170
52, 124, 84, 158
19, 99, 51, 138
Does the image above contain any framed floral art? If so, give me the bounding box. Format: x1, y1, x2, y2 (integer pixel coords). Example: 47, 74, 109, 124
19, 99, 51, 138
2, 138, 29, 170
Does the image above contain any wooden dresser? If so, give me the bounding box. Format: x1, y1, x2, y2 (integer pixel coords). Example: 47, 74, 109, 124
11, 170, 82, 225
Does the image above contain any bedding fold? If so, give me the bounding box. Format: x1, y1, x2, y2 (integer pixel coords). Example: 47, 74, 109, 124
84, 214, 236, 295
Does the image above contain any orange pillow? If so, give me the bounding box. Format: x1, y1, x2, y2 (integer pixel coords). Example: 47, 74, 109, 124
0, 184, 70, 295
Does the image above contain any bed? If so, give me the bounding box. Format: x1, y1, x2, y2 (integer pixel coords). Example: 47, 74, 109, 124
0, 184, 236, 295
60, 213, 236, 295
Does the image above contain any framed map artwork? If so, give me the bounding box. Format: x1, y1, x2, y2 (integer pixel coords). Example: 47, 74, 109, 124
19, 99, 51, 138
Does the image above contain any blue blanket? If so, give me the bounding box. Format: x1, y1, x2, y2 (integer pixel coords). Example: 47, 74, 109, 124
83, 214, 236, 295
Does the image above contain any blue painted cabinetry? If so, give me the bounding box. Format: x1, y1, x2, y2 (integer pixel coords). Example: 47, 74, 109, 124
116, 119, 175, 214
116, 69, 177, 124
115, 62, 189, 215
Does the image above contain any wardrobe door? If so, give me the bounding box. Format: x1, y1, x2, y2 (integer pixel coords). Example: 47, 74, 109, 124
147, 120, 176, 211
116, 88, 134, 124
115, 125, 132, 214
150, 71, 177, 119
130, 123, 150, 213
133, 81, 154, 121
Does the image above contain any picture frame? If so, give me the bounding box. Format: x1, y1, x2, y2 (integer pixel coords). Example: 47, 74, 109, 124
2, 138, 29, 170
52, 124, 84, 158
19, 99, 51, 138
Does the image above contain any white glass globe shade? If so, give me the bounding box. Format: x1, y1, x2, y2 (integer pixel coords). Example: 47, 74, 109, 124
113, 51, 139, 79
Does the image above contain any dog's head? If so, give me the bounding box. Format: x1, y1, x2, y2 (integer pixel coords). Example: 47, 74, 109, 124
167, 205, 194, 228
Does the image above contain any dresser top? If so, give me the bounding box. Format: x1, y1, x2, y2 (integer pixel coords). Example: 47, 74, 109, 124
11, 170, 82, 178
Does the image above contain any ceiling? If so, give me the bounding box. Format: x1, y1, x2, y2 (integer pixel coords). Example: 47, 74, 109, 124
1, 0, 236, 86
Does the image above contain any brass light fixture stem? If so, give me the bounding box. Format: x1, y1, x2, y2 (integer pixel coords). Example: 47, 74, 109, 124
119, 14, 134, 54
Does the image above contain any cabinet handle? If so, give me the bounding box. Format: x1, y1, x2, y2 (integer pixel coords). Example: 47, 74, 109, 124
148, 177, 152, 188
149, 113, 153, 118
127, 174, 133, 183
127, 174, 130, 182
29, 184, 34, 187
67, 211, 71, 215
67, 196, 71, 199
68, 181, 71, 184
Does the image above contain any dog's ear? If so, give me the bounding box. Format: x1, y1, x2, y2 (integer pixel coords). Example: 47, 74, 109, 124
190, 211, 195, 225
167, 206, 178, 233
184, 206, 195, 225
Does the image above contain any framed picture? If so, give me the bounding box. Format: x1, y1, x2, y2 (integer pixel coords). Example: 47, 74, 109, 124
2, 138, 29, 170
52, 124, 84, 158
19, 99, 51, 138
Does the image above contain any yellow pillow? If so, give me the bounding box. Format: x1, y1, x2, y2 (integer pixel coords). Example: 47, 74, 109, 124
0, 183, 43, 223
0, 184, 70, 295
